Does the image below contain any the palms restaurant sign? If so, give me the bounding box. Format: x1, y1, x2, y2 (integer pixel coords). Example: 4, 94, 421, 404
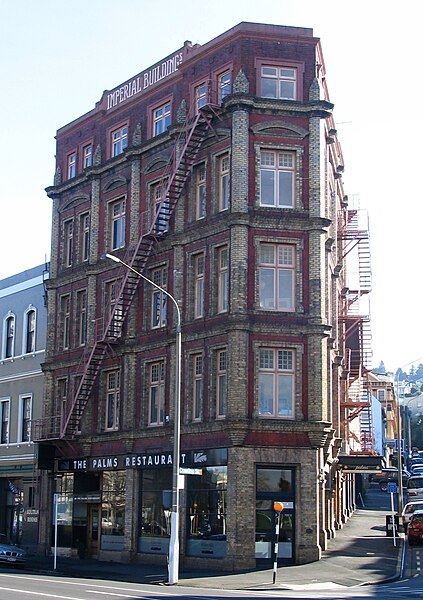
57, 448, 227, 472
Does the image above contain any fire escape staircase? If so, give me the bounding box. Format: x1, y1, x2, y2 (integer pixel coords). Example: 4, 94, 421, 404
35, 99, 220, 442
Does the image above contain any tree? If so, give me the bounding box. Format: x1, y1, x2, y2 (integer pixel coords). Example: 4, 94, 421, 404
373, 361, 387, 375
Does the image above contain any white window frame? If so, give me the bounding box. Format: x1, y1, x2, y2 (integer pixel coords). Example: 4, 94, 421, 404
153, 102, 171, 136
76, 289, 88, 347
23, 306, 36, 354
80, 212, 90, 262
195, 164, 206, 220
194, 253, 205, 319
218, 153, 230, 211
218, 71, 231, 102
112, 125, 128, 157
105, 370, 120, 431
259, 244, 295, 312
216, 349, 227, 419
106, 279, 123, 338
193, 354, 203, 422
151, 181, 169, 234
60, 294, 71, 350
217, 246, 229, 313
260, 65, 297, 100
64, 219, 74, 267
148, 361, 165, 426
18, 394, 32, 443
110, 199, 126, 250
83, 144, 92, 168
258, 348, 295, 418
3, 313, 15, 359
67, 152, 76, 179
260, 150, 295, 208
150, 266, 167, 329
195, 82, 208, 111
0, 398, 10, 445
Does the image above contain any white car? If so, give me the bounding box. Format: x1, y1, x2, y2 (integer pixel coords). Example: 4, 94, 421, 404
402, 500, 423, 530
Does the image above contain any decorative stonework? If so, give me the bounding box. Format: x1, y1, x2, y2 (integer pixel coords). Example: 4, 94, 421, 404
233, 69, 249, 94
309, 78, 320, 101
132, 123, 142, 146
54, 166, 62, 186
177, 99, 187, 124
93, 144, 102, 166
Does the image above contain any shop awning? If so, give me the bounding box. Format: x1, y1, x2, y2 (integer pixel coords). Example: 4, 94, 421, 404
337, 454, 386, 473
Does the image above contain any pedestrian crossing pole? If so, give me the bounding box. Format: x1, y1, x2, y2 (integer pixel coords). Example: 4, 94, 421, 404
272, 501, 284, 584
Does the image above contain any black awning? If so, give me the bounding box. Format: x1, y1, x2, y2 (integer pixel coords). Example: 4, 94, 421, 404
338, 454, 386, 473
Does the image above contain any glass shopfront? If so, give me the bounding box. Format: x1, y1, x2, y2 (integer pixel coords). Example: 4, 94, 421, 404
255, 466, 295, 564
138, 469, 171, 554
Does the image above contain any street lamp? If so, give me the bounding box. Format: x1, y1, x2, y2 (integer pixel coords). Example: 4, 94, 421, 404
106, 253, 182, 585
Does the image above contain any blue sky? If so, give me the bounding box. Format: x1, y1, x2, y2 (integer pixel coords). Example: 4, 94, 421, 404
1, 0, 421, 372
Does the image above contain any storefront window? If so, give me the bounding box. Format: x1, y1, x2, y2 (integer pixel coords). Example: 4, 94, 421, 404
257, 468, 293, 494
101, 471, 125, 537
139, 469, 172, 554
186, 466, 227, 558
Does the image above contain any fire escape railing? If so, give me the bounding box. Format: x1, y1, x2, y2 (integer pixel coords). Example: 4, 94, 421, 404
33, 87, 221, 442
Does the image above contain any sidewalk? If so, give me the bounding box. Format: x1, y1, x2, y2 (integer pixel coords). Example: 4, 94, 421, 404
19, 490, 404, 591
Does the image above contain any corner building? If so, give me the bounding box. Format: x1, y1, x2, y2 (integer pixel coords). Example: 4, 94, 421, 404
36, 22, 354, 569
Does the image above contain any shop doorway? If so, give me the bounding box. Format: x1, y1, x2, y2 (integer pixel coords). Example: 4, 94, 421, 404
86, 505, 100, 558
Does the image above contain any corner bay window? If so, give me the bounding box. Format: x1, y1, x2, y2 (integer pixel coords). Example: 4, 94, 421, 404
258, 348, 295, 417
260, 150, 295, 208
216, 349, 227, 418
259, 243, 295, 311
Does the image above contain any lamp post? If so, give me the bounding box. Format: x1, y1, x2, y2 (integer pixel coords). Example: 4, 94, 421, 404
106, 253, 182, 585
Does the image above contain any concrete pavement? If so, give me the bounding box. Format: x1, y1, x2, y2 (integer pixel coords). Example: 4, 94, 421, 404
10, 486, 404, 590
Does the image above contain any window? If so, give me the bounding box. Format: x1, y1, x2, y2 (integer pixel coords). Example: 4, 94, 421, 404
153, 102, 171, 136
80, 213, 90, 262
4, 315, 15, 358
259, 244, 295, 311
67, 152, 76, 179
76, 289, 87, 346
260, 66, 297, 100
378, 390, 386, 402
24, 309, 36, 354
0, 400, 10, 444
64, 219, 74, 267
83, 144, 92, 169
112, 126, 128, 157
151, 181, 169, 234
217, 246, 229, 313
151, 266, 167, 329
140, 470, 172, 545
194, 254, 205, 319
195, 82, 208, 111
58, 378, 68, 431
148, 361, 164, 426
195, 164, 206, 220
106, 280, 123, 338
106, 370, 120, 431
193, 354, 203, 421
260, 150, 295, 208
258, 349, 295, 417
59, 294, 71, 350
218, 71, 231, 102
218, 154, 230, 211
216, 349, 227, 418
19, 395, 32, 443
110, 199, 126, 250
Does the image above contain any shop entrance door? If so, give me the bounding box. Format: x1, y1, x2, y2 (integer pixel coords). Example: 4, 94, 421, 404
86, 505, 100, 558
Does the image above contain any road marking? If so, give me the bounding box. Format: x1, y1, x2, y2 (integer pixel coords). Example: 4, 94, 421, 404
0, 586, 83, 600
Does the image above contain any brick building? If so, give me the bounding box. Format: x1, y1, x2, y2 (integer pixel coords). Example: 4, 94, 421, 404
35, 21, 360, 570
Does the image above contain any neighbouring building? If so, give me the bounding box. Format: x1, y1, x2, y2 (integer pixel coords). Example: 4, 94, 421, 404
0, 264, 48, 552
35, 21, 372, 570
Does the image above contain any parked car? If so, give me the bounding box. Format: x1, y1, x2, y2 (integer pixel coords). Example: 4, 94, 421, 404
0, 534, 26, 566
370, 468, 410, 491
407, 476, 423, 499
407, 510, 423, 545
402, 501, 423, 531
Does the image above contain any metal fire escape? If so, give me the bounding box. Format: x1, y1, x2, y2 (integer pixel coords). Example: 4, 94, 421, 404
34, 94, 220, 442
338, 202, 373, 454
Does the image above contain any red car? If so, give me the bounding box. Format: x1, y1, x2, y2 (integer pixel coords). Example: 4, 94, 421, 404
407, 510, 423, 545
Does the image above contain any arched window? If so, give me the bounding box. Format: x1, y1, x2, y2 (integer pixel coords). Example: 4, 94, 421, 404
3, 315, 15, 359
24, 308, 36, 354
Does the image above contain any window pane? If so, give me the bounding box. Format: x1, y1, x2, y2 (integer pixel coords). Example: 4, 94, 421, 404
260, 268, 275, 309
278, 374, 293, 416
259, 373, 274, 415
257, 468, 293, 493
280, 80, 295, 100
278, 269, 294, 310
261, 79, 277, 98
278, 171, 294, 207
260, 171, 275, 206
